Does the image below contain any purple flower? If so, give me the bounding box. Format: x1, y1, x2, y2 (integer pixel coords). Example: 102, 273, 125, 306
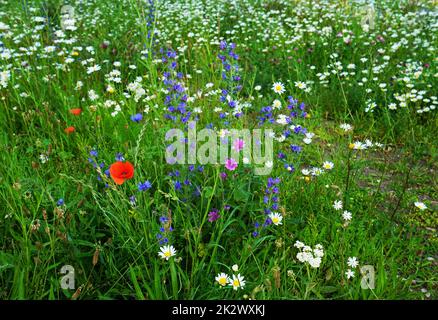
57, 198, 64, 206
225, 158, 238, 171
290, 145, 302, 153
159, 216, 168, 223
233, 139, 245, 152
208, 209, 220, 222
115, 153, 125, 161
174, 180, 182, 191
138, 181, 152, 191
131, 113, 143, 122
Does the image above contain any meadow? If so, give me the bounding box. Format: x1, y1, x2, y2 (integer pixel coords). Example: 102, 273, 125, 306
0, 0, 436, 300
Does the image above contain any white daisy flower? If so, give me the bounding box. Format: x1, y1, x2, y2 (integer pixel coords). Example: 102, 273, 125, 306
230, 274, 245, 290
414, 202, 427, 210
269, 212, 283, 226
295, 81, 307, 90
322, 161, 334, 170
272, 99, 282, 109
87, 64, 101, 74
215, 273, 230, 287
158, 245, 176, 261
272, 82, 285, 94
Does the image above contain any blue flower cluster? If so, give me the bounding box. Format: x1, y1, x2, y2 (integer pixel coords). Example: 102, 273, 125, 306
168, 165, 203, 201
161, 48, 193, 124
88, 149, 110, 186
156, 215, 174, 245
252, 177, 281, 237
286, 96, 308, 119
258, 105, 275, 125
217, 41, 243, 122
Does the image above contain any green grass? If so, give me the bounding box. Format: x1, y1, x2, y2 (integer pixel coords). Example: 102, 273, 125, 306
0, 0, 436, 300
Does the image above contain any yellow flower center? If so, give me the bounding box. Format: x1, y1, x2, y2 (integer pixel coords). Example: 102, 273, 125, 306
272, 217, 279, 224
164, 251, 171, 257
219, 278, 227, 286
233, 279, 240, 287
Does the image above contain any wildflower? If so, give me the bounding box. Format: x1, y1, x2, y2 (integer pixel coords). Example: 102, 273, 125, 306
269, 212, 283, 225
87, 64, 101, 74
333, 200, 343, 210
232, 139, 245, 152
272, 82, 285, 94
311, 167, 324, 176
208, 209, 220, 222
295, 242, 324, 268
350, 141, 366, 150
129, 195, 136, 206
272, 99, 282, 109
109, 161, 134, 185
294, 241, 304, 248
230, 274, 246, 290
345, 269, 355, 279
414, 202, 427, 210
69, 108, 82, 115
138, 181, 152, 191
130, 113, 143, 122
115, 153, 125, 161
342, 210, 352, 221
232, 264, 239, 272
347, 257, 359, 268
225, 158, 238, 171
64, 126, 75, 134
340, 123, 353, 132
57, 198, 64, 206
313, 244, 324, 258
322, 161, 334, 170
215, 273, 230, 287
295, 81, 307, 90
39, 154, 49, 163
158, 245, 176, 261
308, 257, 322, 268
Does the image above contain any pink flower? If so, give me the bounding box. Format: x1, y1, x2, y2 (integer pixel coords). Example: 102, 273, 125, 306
208, 209, 220, 222
233, 139, 245, 152
225, 158, 238, 171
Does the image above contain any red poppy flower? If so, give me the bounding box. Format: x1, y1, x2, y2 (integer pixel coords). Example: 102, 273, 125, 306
65, 126, 75, 134
70, 108, 82, 115
109, 161, 134, 185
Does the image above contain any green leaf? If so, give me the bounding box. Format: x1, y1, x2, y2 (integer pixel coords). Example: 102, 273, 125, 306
203, 186, 214, 199
233, 187, 249, 202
